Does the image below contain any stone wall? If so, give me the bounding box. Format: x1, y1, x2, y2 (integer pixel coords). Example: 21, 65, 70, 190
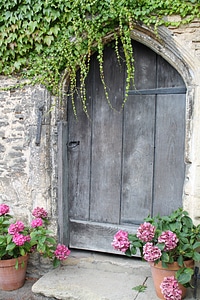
167, 19, 200, 222
0, 78, 57, 276
0, 19, 200, 275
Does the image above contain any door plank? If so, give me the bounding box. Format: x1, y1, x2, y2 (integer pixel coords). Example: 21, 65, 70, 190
67, 71, 93, 220
69, 219, 137, 253
157, 55, 185, 88
133, 41, 157, 90
121, 95, 155, 224
90, 46, 125, 223
90, 107, 123, 223
153, 94, 186, 216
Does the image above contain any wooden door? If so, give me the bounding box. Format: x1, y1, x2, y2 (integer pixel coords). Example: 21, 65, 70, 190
67, 41, 186, 253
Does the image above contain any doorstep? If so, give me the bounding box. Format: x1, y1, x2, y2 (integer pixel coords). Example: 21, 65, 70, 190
32, 250, 196, 300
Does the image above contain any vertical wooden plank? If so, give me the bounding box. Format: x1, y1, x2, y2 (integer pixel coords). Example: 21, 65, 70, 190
121, 95, 155, 224
153, 94, 186, 216
57, 121, 69, 244
133, 41, 157, 90
67, 69, 93, 220
157, 55, 185, 88
121, 41, 157, 223
90, 45, 125, 223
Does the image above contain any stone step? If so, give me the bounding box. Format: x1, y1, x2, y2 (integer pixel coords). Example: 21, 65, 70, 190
32, 250, 196, 300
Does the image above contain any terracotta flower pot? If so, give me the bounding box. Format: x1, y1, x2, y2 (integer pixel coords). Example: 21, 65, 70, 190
149, 260, 194, 299
0, 255, 28, 291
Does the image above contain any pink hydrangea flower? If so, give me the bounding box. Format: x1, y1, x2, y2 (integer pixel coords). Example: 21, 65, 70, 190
0, 204, 9, 216
112, 230, 130, 253
8, 221, 25, 235
32, 207, 48, 219
158, 230, 179, 251
137, 222, 156, 242
31, 218, 43, 228
25, 235, 31, 242
143, 242, 162, 261
160, 276, 182, 300
54, 244, 71, 260
12, 233, 28, 246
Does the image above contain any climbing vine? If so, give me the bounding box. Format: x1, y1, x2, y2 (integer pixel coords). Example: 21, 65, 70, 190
0, 0, 200, 113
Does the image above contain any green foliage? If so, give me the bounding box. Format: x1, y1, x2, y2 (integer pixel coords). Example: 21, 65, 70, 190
30, 227, 57, 260
144, 208, 200, 264
132, 284, 147, 292
176, 266, 194, 286
0, 0, 200, 111
0, 204, 70, 267
127, 208, 200, 287
0, 214, 31, 259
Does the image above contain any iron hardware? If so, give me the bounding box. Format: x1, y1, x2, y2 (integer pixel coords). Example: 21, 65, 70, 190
35, 106, 44, 146
68, 141, 80, 149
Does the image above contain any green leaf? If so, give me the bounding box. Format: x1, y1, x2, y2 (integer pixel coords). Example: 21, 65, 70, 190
37, 244, 46, 253
38, 236, 46, 244
192, 242, 200, 249
4, 11, 12, 20
132, 285, 147, 292
193, 251, 200, 262
182, 244, 191, 251
157, 243, 165, 251
29, 21, 38, 34
128, 235, 139, 241
179, 236, 190, 244
0, 236, 6, 244
177, 255, 183, 266
46, 237, 56, 244
177, 272, 192, 285
44, 35, 54, 46
15, 259, 19, 270
125, 248, 132, 256
14, 61, 22, 70
48, 25, 60, 36
161, 261, 168, 268
161, 252, 169, 263
130, 247, 137, 255
182, 216, 193, 229
6, 243, 16, 251
53, 257, 60, 268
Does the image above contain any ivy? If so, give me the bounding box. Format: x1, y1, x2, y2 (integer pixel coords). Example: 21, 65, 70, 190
0, 0, 200, 113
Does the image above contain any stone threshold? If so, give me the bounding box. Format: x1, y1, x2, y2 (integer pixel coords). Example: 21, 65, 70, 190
31, 250, 196, 300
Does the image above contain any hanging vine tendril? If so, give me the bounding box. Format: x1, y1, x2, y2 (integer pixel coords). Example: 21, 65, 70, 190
0, 0, 199, 114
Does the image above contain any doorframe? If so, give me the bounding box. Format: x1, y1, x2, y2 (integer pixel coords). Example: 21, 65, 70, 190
57, 24, 196, 245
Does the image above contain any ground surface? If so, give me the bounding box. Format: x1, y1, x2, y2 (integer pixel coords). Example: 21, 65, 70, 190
0, 251, 199, 300
0, 277, 37, 300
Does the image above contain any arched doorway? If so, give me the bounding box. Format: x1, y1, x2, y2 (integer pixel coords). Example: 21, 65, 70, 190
66, 40, 186, 253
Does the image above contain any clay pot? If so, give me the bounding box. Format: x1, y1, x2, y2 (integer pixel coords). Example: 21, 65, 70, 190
0, 255, 28, 291
149, 260, 194, 299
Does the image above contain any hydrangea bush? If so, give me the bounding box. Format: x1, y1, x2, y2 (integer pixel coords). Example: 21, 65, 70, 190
112, 208, 200, 290
0, 204, 70, 268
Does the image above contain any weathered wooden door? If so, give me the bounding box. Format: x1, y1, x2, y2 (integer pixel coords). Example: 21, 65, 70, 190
67, 41, 186, 253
